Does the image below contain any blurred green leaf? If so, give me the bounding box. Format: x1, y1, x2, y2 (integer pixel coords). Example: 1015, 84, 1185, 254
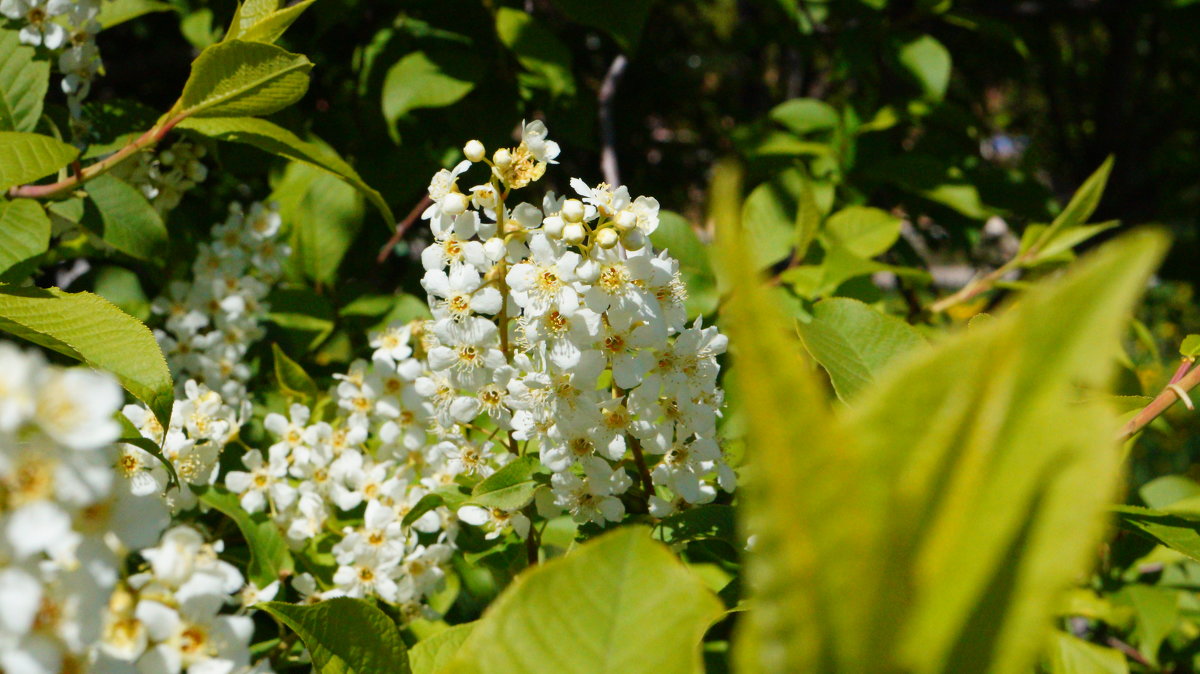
1114, 505, 1200, 562
468, 456, 542, 511
382, 51, 478, 126
0, 28, 49, 133
769, 98, 839, 136
897, 34, 952, 102
795, 298, 926, 400
548, 0, 653, 53
96, 0, 173, 29
0, 199, 49, 276
444, 526, 722, 673
822, 206, 902, 258
178, 40, 312, 118
227, 0, 316, 43
272, 342, 317, 402
410, 623, 476, 674
1181, 334, 1200, 358
1048, 632, 1128, 674
495, 8, 575, 98
272, 160, 364, 284
259, 598, 410, 674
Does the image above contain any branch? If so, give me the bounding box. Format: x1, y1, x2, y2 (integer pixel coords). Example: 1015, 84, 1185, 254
375, 195, 432, 264
597, 54, 628, 187
1119, 361, 1200, 440
7, 113, 186, 201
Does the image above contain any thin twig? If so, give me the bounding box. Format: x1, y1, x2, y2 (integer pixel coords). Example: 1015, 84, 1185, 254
8, 113, 186, 200
627, 434, 655, 513
1104, 635, 1153, 668
375, 195, 432, 264
597, 54, 628, 187
1119, 363, 1200, 440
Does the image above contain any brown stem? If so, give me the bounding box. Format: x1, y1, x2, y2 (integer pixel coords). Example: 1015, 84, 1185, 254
928, 263, 1015, 314
8, 114, 186, 201
1119, 363, 1200, 440
1169, 358, 1193, 385
523, 506, 540, 566
376, 195, 433, 264
597, 54, 628, 187
628, 434, 656, 513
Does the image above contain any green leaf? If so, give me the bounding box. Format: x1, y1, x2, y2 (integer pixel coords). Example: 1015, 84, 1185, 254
656, 504, 738, 548
741, 168, 809, 269
1117, 585, 1177, 667
1026, 221, 1119, 264
0, 28, 50, 132
781, 245, 929, 299
0, 199, 49, 275
177, 116, 394, 226
272, 342, 317, 401
0, 131, 78, 193
897, 34, 952, 102
468, 456, 542, 511
1031, 158, 1114, 256
1048, 632, 1129, 674
721, 190, 1166, 674
1113, 505, 1200, 562
769, 98, 839, 136
822, 206, 902, 258
197, 486, 294, 587
82, 174, 168, 263
258, 598, 411, 674
495, 8, 575, 98
1182, 335, 1200, 358
547, 0, 652, 53
0, 284, 174, 429
228, 0, 279, 36
180, 9, 219, 49
96, 0, 174, 29
443, 526, 722, 673
271, 160, 365, 284
795, 298, 926, 400
1140, 475, 1200, 510
381, 51, 477, 124
227, 0, 316, 43
794, 171, 821, 260
402, 493, 445, 528
178, 40, 312, 118
410, 623, 476, 674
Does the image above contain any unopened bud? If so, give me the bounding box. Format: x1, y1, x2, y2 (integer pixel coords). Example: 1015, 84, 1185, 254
615, 210, 637, 232
563, 223, 586, 245
595, 227, 619, 249
442, 192, 469, 216
621, 228, 646, 251
464, 140, 486, 163
542, 215, 565, 238
561, 199, 585, 223
493, 148, 512, 168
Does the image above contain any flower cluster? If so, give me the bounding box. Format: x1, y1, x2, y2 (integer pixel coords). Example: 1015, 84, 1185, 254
152, 201, 290, 409
94, 526, 264, 674
1, 0, 108, 118
0, 342, 169, 673
419, 120, 734, 522
112, 140, 210, 214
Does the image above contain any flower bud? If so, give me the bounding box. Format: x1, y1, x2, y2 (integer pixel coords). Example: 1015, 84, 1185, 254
442, 192, 469, 216
595, 227, 620, 249
614, 210, 638, 232
561, 199, 585, 223
562, 223, 586, 245
464, 140, 486, 163
493, 148, 512, 168
542, 215, 565, 238
621, 228, 646, 251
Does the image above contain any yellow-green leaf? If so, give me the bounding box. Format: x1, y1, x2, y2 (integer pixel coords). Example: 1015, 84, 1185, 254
0, 28, 50, 132
178, 40, 312, 118
0, 198, 50, 275
258, 598, 411, 674
0, 131, 78, 192
443, 526, 722, 674
0, 284, 174, 429
227, 0, 316, 43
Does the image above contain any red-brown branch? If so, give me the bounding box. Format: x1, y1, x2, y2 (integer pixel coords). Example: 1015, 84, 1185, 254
376, 195, 432, 264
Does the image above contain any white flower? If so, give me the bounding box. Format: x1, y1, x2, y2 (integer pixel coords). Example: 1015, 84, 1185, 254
521, 120, 560, 164
33, 368, 122, 451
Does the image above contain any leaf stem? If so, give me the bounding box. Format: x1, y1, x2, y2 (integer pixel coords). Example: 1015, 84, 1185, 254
1119, 362, 1200, 440
7, 113, 187, 201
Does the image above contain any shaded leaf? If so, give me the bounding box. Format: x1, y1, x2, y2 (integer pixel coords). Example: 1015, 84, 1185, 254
272, 343, 317, 401
548, 0, 652, 52
271, 160, 365, 284
381, 51, 477, 124
410, 623, 475, 674
495, 8, 575, 97
769, 98, 839, 136
822, 206, 902, 258
0, 28, 50, 132
0, 198, 49, 275
1048, 632, 1128, 674
897, 34, 952, 101
197, 486, 294, 587
469, 455, 542, 511
0, 131, 78, 192
259, 598, 410, 674
82, 174, 167, 263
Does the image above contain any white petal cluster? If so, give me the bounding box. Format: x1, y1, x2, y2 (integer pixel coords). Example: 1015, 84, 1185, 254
120, 379, 245, 513
94, 526, 266, 674
0, 0, 109, 117
151, 201, 290, 409
414, 121, 734, 523
112, 141, 209, 214
0, 342, 170, 674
